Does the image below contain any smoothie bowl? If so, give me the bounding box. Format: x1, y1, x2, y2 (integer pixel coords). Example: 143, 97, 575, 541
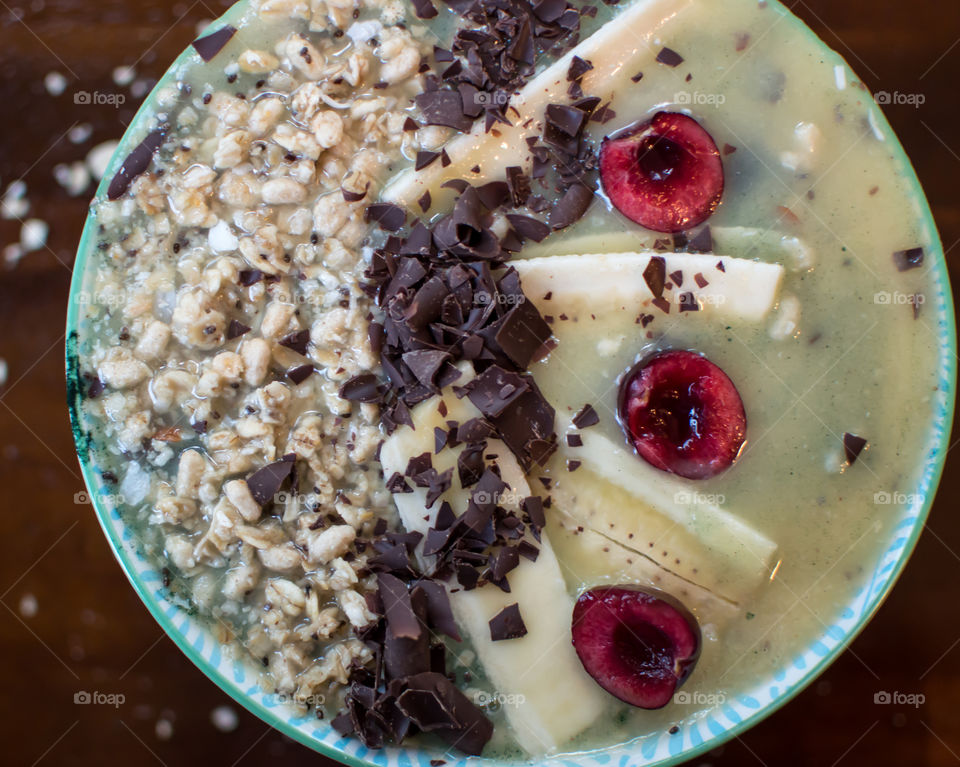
66, 0, 955, 763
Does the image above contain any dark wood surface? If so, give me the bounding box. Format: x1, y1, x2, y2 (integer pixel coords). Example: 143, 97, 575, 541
1, 1, 958, 764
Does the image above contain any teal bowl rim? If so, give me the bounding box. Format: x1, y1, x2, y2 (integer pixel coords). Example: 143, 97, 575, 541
66, 1, 957, 765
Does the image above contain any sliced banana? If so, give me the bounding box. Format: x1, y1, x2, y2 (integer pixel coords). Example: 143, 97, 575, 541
381, 0, 694, 210
379, 372, 610, 755
551, 416, 778, 602
545, 508, 740, 628
517, 226, 813, 270
513, 251, 785, 322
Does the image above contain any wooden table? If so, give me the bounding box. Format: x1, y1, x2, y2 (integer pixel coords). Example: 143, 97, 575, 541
1, 1, 958, 764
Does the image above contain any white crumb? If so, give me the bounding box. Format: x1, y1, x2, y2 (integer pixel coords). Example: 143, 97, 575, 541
210, 705, 239, 732
44, 71, 68, 96
155, 718, 174, 740
1, 180, 29, 220
3, 244, 24, 268
69, 123, 93, 144
20, 219, 49, 252
208, 220, 239, 252
112, 65, 136, 86
19, 593, 37, 618
86, 141, 119, 181
54, 162, 91, 197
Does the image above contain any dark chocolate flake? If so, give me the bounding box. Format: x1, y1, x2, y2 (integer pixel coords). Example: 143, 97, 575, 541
107, 128, 166, 200
416, 150, 440, 170
843, 433, 868, 465
226, 319, 251, 339
644, 256, 667, 299
548, 184, 593, 230
366, 203, 406, 232
246, 459, 295, 506
279, 329, 310, 356
572, 403, 599, 428
192, 25, 237, 62
287, 364, 315, 384
489, 602, 527, 641
656, 47, 684, 67
339, 373, 385, 402
893, 247, 924, 271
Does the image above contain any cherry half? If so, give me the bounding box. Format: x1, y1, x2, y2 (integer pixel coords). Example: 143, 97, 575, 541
571, 586, 701, 709
618, 350, 746, 480
599, 112, 724, 233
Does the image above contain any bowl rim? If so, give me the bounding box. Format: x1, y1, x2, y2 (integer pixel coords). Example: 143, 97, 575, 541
66, 1, 957, 765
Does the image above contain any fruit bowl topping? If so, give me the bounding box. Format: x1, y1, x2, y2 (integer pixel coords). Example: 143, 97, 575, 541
571, 586, 701, 709
599, 111, 724, 233
618, 349, 746, 479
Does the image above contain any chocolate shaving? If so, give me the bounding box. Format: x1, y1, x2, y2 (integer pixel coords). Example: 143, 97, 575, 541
506, 214, 550, 243
488, 603, 527, 641
107, 127, 166, 200
278, 329, 310, 356
548, 184, 593, 230
567, 55, 593, 81
226, 320, 251, 339
643, 256, 667, 299
287, 364, 314, 384
572, 403, 599, 428
656, 46, 684, 66
245, 458, 295, 506
843, 433, 867, 465
192, 25, 237, 62
686, 225, 713, 253
339, 373, 385, 403
366, 203, 406, 232
893, 247, 924, 271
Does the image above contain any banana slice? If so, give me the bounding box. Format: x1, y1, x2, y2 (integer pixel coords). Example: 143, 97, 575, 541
518, 226, 813, 270
379, 373, 610, 755
513, 251, 785, 322
551, 417, 778, 601
545, 508, 740, 628
381, 0, 694, 210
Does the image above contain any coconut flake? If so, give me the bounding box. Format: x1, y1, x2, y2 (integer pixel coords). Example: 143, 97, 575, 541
20, 219, 49, 252
44, 71, 68, 96
208, 219, 239, 253
86, 141, 120, 181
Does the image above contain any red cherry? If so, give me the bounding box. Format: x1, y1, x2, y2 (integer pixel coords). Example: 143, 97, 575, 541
618, 350, 746, 479
599, 112, 724, 233
571, 586, 701, 709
